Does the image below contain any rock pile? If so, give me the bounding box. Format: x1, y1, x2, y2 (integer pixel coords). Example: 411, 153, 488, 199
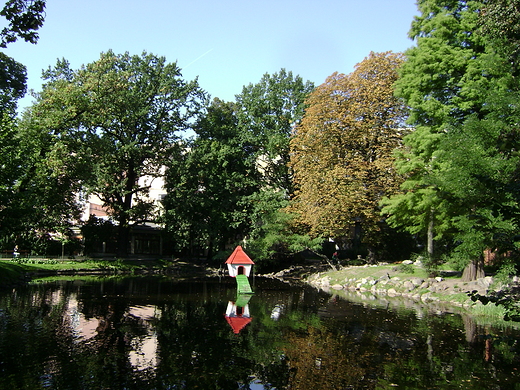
307, 272, 495, 306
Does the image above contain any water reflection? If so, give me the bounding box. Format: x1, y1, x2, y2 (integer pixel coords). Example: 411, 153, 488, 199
225, 294, 253, 334
0, 276, 519, 389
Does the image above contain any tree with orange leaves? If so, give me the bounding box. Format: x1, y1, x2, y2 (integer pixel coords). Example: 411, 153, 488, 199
289, 52, 407, 258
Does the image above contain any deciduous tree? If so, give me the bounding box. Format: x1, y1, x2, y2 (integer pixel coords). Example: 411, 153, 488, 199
235, 69, 314, 194
164, 70, 314, 263
31, 51, 206, 256
0, 0, 46, 48
163, 99, 258, 259
0, 107, 86, 252
0, 52, 26, 114
290, 52, 407, 257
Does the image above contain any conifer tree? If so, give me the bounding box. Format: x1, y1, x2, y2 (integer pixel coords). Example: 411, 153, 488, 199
383, 0, 520, 279
381, 0, 486, 263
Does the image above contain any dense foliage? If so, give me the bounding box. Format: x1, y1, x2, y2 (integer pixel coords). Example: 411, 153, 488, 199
0, 0, 46, 48
382, 0, 520, 279
289, 52, 408, 260
1, 0, 520, 279
163, 70, 314, 265
23, 51, 205, 256
163, 99, 259, 258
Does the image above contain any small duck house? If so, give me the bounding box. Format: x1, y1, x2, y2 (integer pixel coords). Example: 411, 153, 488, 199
225, 246, 254, 277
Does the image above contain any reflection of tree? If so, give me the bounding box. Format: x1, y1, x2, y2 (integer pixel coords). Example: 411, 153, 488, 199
1, 278, 520, 388
71, 280, 160, 388
283, 326, 370, 389
154, 300, 260, 389
0, 284, 76, 388
378, 313, 520, 389
77, 302, 142, 388
0, 280, 162, 389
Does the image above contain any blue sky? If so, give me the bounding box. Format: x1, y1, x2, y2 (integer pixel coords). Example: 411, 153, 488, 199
3, 0, 418, 110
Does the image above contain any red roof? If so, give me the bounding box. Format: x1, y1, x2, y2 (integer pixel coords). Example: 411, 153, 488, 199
224, 315, 252, 334
225, 246, 255, 265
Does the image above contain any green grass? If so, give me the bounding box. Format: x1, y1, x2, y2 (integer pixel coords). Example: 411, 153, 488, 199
0, 261, 27, 283
470, 302, 507, 319
0, 258, 176, 283
0, 257, 211, 287
320, 264, 431, 285
445, 292, 470, 303
30, 274, 154, 284
1, 257, 173, 271
4, 259, 104, 270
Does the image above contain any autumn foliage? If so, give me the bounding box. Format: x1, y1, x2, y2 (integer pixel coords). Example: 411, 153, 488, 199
289, 52, 407, 245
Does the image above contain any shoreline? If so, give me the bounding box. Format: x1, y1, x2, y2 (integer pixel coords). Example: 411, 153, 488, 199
2, 258, 520, 324
305, 264, 492, 305
297, 263, 520, 324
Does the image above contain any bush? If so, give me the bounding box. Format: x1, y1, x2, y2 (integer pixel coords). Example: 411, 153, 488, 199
396, 263, 415, 274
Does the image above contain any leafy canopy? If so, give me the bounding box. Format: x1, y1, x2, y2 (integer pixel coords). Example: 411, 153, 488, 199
0, 0, 46, 48
30, 50, 206, 256
290, 52, 407, 246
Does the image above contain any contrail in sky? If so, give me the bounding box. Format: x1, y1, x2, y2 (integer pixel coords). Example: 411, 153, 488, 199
184, 48, 214, 69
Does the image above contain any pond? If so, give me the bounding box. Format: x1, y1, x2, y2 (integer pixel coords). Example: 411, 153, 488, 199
0, 275, 519, 389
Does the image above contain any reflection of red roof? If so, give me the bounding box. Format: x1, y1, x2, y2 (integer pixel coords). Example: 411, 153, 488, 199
224, 315, 252, 334
225, 246, 255, 265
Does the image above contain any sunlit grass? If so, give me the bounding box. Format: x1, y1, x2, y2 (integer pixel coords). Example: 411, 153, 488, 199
30, 274, 151, 284
0, 258, 171, 271
320, 264, 432, 285
1, 259, 102, 271
0, 258, 172, 285
470, 302, 507, 319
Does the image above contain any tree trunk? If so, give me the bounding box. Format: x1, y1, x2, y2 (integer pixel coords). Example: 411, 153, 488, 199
116, 222, 129, 258
116, 165, 136, 258
427, 210, 434, 258
461, 255, 485, 282
309, 248, 337, 271
366, 247, 376, 264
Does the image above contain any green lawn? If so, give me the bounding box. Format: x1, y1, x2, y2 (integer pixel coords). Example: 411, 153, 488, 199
321, 264, 431, 285
0, 258, 175, 284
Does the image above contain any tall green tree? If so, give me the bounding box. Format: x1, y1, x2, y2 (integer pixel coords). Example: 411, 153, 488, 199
235, 69, 314, 194
381, 0, 487, 263
163, 99, 258, 258
31, 51, 206, 256
440, 1, 520, 278
289, 52, 407, 258
0, 106, 86, 252
233, 70, 315, 263
164, 70, 314, 262
383, 0, 520, 279
0, 0, 53, 251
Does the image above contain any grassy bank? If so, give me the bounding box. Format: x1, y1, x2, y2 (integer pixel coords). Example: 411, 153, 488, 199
0, 258, 170, 285
305, 263, 520, 325
0, 257, 219, 286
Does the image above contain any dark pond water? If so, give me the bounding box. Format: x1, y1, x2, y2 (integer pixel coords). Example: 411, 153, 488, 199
0, 275, 519, 390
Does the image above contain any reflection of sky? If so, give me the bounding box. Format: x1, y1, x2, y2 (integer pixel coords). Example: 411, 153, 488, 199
66, 295, 99, 340
249, 379, 274, 389
65, 298, 159, 371
128, 305, 159, 371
